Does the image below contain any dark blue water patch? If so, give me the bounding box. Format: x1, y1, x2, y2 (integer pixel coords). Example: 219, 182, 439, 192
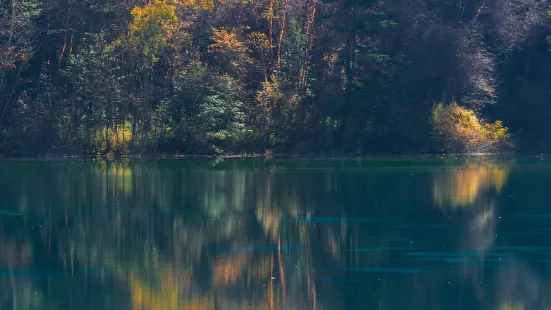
205, 210, 259, 220
211, 246, 411, 253
211, 246, 299, 253
315, 277, 361, 284
407, 251, 517, 258
459, 264, 523, 271
391, 224, 447, 229
407, 257, 522, 263
362, 237, 413, 242
0, 209, 23, 216
312, 246, 413, 253
327, 266, 423, 274
488, 246, 544, 251
406, 247, 546, 259
517, 213, 551, 218
0, 269, 103, 277
283, 216, 381, 223
476, 232, 496, 236
512, 231, 551, 236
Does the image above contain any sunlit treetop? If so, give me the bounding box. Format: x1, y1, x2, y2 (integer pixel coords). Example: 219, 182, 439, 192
107, 0, 181, 62
170, 0, 249, 11
170, 0, 215, 10
209, 27, 253, 74
210, 27, 249, 55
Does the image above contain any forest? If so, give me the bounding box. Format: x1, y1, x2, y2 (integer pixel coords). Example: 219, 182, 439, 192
1, 0, 550, 156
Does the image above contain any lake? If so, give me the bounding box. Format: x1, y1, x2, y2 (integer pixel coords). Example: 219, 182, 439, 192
0, 157, 551, 309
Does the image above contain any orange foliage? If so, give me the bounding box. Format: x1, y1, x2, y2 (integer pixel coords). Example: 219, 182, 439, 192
210, 27, 249, 55
208, 27, 253, 75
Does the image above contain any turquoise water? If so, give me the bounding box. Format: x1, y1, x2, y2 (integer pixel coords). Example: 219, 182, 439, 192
0, 158, 550, 309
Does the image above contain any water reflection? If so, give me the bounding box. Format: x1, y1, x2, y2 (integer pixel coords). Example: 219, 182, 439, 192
0, 158, 550, 309
433, 160, 510, 208
428, 159, 551, 310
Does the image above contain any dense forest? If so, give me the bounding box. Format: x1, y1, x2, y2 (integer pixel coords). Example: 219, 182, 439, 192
1, 0, 550, 156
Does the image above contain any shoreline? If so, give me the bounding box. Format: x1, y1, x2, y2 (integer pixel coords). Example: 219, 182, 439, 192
0, 152, 527, 160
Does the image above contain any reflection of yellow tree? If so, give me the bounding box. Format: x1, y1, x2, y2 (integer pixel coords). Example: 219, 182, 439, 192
256, 176, 280, 239
433, 161, 510, 208
254, 174, 320, 310
212, 252, 252, 287
114, 256, 215, 310
499, 302, 525, 310
4, 160, 328, 309
129, 268, 180, 310
123, 257, 285, 310
96, 160, 134, 198
128, 269, 220, 310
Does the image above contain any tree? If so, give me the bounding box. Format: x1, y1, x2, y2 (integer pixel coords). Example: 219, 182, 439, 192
0, 0, 41, 125
4, 0, 551, 155
432, 100, 510, 153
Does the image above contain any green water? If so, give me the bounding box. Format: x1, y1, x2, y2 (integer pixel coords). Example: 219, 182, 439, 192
1, 158, 551, 309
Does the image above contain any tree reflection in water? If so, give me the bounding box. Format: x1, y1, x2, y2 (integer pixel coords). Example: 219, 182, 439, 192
430, 159, 551, 310
0, 158, 550, 309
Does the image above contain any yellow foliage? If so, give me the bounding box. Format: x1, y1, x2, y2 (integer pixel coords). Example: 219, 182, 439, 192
248, 32, 271, 50
209, 27, 253, 74
256, 76, 283, 123
94, 121, 133, 155
107, 0, 180, 62
171, 0, 216, 10
210, 27, 249, 55
433, 161, 510, 208
432, 100, 511, 152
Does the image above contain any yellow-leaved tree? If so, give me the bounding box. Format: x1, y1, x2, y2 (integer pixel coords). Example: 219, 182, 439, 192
209, 27, 253, 76
94, 121, 133, 156
171, 0, 217, 10
106, 0, 181, 62
432, 100, 511, 153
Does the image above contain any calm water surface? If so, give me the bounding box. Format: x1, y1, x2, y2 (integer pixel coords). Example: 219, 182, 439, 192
1, 157, 551, 309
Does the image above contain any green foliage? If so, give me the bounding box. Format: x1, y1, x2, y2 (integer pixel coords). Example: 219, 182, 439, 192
150, 100, 175, 143
21, 0, 43, 19
199, 76, 251, 145
62, 32, 124, 151
10, 67, 60, 152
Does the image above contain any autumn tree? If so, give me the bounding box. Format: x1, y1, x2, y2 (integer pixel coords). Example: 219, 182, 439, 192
3, 0, 551, 155
432, 100, 511, 153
